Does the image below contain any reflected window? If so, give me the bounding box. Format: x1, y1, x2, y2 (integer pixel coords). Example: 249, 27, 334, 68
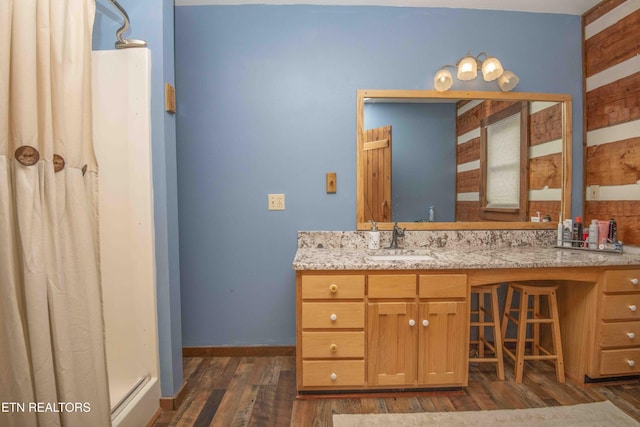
479, 102, 529, 221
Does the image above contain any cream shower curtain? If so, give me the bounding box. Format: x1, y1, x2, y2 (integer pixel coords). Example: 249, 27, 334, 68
0, 1, 111, 426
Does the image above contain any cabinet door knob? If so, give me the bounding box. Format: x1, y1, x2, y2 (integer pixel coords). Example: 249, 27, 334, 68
627, 360, 636, 367
629, 305, 638, 312
330, 313, 337, 321
408, 319, 416, 326
330, 344, 337, 352
329, 284, 338, 293
422, 320, 429, 327
627, 332, 636, 340
330, 372, 337, 381
631, 278, 639, 285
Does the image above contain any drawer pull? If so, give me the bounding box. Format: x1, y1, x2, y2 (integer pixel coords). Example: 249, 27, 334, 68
629, 305, 638, 313
628, 360, 636, 368
330, 372, 337, 381
330, 313, 337, 321
329, 284, 338, 293
330, 344, 337, 352
409, 319, 416, 327
631, 278, 639, 285
422, 320, 430, 327
628, 332, 636, 340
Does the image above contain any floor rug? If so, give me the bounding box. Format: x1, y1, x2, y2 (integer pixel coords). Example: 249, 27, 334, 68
333, 401, 639, 427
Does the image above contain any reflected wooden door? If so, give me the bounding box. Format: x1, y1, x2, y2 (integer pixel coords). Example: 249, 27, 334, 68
363, 125, 392, 223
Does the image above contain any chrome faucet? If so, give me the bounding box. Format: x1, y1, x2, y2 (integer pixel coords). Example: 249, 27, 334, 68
388, 223, 405, 249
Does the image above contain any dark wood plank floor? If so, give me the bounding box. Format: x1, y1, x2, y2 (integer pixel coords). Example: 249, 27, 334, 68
151, 356, 640, 426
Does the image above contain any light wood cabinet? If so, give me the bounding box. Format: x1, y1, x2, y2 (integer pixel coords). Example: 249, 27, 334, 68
588, 269, 640, 379
367, 274, 468, 388
297, 271, 468, 391
418, 299, 467, 385
298, 274, 366, 390
418, 275, 468, 385
297, 264, 640, 391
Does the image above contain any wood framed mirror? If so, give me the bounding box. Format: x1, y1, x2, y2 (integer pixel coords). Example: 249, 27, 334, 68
356, 89, 572, 230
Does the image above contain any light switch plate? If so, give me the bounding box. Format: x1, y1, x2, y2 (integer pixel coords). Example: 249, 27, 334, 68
268, 194, 285, 210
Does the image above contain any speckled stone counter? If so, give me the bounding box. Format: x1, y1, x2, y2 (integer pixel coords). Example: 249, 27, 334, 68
293, 230, 640, 271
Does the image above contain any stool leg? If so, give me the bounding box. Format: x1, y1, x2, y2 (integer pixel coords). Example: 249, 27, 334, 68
548, 290, 566, 383
501, 285, 514, 349
491, 287, 505, 380
533, 295, 540, 356
478, 292, 486, 357
514, 289, 528, 384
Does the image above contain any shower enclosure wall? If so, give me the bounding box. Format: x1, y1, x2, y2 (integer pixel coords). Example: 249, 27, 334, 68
92, 48, 160, 427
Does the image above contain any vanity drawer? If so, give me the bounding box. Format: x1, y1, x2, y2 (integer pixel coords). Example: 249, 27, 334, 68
301, 275, 365, 300
602, 270, 640, 293
601, 295, 640, 320
302, 302, 364, 329
599, 321, 640, 348
598, 348, 640, 376
368, 275, 416, 299
301, 331, 365, 358
302, 360, 365, 387
419, 274, 467, 299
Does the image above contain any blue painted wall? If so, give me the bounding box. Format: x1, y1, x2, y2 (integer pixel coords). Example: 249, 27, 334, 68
174, 5, 584, 347
93, 0, 183, 398
364, 102, 457, 222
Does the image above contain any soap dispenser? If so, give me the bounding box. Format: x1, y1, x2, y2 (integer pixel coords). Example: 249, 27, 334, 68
368, 221, 380, 250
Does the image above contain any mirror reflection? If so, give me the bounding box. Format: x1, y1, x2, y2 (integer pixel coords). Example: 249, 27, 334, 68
356, 90, 572, 230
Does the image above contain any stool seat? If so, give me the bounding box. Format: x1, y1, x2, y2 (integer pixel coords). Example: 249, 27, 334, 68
470, 284, 504, 380
501, 282, 565, 384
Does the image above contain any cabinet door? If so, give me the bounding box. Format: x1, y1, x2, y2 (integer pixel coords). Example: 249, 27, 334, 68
418, 301, 467, 386
367, 302, 417, 386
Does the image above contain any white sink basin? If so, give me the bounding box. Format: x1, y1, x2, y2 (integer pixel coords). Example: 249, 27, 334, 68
368, 254, 434, 262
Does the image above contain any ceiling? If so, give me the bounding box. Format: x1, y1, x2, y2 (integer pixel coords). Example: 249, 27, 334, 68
175, 0, 602, 15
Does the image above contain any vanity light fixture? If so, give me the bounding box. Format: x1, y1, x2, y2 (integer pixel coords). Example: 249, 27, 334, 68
457, 54, 478, 81
433, 65, 455, 91
498, 70, 520, 92
433, 52, 518, 92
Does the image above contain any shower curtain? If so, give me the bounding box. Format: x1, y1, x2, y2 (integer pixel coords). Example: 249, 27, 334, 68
0, 1, 111, 426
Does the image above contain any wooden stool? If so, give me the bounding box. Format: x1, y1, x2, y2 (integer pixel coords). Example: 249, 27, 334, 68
501, 282, 565, 384
469, 284, 504, 380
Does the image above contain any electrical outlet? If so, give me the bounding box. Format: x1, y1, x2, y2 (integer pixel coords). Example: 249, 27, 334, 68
589, 185, 600, 201
268, 194, 285, 210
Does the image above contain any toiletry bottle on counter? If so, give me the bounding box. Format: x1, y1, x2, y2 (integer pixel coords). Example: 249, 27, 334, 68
563, 219, 573, 247
572, 217, 583, 247
428, 206, 435, 222
608, 218, 617, 242
368, 221, 380, 250
589, 220, 599, 246
597, 220, 610, 244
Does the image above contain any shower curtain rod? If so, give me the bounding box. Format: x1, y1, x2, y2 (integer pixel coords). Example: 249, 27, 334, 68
107, 0, 147, 49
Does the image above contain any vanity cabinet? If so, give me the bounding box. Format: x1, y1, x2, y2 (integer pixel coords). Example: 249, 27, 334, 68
588, 269, 640, 379
299, 274, 366, 388
297, 271, 468, 392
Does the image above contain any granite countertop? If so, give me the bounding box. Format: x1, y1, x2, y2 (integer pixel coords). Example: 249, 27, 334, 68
292, 246, 640, 271
292, 231, 640, 271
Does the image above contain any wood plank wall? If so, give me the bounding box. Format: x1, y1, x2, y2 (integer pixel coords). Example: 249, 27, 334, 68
455, 100, 563, 222
583, 0, 640, 246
